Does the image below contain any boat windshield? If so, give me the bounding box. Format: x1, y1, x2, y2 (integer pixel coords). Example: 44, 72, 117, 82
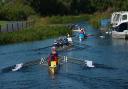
113, 14, 120, 22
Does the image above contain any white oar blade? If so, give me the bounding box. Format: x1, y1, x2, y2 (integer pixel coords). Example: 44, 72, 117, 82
86, 61, 95, 68
73, 30, 81, 32
12, 63, 23, 71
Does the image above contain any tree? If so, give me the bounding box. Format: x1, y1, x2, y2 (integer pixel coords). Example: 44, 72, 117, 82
0, 0, 35, 20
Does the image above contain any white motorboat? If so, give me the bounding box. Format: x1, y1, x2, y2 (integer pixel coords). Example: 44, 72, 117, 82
111, 11, 128, 39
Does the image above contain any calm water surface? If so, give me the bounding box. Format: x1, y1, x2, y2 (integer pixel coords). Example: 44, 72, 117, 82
0, 22, 128, 89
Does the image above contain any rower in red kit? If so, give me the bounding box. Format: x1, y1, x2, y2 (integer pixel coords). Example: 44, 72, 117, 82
48, 47, 59, 66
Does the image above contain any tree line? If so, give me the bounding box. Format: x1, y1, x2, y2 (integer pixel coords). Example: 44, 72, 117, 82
0, 0, 128, 20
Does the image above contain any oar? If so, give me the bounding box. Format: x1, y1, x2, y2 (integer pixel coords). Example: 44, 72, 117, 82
86, 34, 95, 37
1, 56, 66, 73
62, 56, 116, 70
0, 45, 53, 55
1, 57, 48, 73
62, 56, 95, 68
73, 41, 88, 47
72, 34, 96, 39
32, 45, 53, 51
72, 30, 81, 32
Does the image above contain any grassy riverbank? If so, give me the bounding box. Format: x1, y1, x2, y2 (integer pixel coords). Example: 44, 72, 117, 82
0, 13, 110, 45
0, 25, 71, 44
0, 14, 90, 45
39, 15, 90, 25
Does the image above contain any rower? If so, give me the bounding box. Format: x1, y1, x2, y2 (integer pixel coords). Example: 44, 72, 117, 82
58, 37, 63, 47
48, 47, 59, 66
79, 28, 86, 41
63, 36, 69, 46
53, 40, 59, 47
67, 33, 73, 44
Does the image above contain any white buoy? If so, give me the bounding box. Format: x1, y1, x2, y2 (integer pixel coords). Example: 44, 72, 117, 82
12, 63, 23, 71
85, 60, 95, 68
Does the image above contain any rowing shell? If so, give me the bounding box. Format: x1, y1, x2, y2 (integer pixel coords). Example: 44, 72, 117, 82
1, 56, 95, 74
56, 44, 73, 51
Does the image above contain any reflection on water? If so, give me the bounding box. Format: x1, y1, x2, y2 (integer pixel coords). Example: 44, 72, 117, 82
112, 39, 128, 46
0, 22, 128, 89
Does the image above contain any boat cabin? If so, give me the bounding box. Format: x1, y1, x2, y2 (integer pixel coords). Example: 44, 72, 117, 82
111, 11, 128, 32
110, 11, 128, 39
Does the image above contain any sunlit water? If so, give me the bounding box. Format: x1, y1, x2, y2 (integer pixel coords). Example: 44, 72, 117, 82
0, 22, 128, 89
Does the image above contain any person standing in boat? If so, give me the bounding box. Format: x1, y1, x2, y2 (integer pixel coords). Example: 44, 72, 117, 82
48, 47, 59, 66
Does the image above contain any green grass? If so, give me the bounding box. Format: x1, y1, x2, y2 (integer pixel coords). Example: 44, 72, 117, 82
0, 21, 7, 27
39, 14, 90, 25
0, 13, 110, 45
0, 25, 72, 44
39, 13, 110, 29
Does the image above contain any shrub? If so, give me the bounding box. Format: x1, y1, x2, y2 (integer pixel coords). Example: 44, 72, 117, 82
0, 0, 35, 20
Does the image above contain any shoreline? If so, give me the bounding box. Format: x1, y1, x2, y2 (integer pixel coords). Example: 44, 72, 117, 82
0, 13, 110, 45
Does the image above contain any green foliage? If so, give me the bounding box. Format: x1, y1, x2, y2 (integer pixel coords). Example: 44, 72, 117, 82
1, 0, 128, 45
1, 0, 128, 20
43, 15, 90, 24
0, 25, 72, 44
0, 0, 35, 20
89, 13, 111, 28
26, 0, 127, 16
26, 0, 94, 15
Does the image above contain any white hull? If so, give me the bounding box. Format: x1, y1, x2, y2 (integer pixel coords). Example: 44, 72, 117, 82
112, 30, 128, 39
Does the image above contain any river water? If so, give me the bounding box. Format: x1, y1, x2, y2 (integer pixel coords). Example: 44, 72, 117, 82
0, 22, 128, 89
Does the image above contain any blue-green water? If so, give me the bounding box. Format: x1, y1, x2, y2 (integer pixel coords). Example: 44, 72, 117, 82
0, 22, 128, 89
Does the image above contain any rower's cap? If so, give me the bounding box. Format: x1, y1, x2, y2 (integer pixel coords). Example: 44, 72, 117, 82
51, 46, 56, 51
